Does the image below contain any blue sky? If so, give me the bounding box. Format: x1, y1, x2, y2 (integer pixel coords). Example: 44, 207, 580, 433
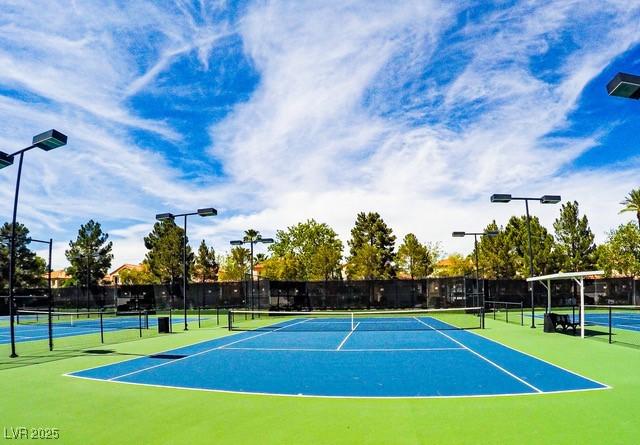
0, 0, 639, 269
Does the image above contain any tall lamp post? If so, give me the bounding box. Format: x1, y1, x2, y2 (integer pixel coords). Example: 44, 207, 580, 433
156, 208, 217, 330
452, 230, 498, 306
0, 129, 67, 358
490, 194, 561, 328
230, 235, 274, 313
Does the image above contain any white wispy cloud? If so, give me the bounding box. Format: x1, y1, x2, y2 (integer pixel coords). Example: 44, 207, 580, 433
1, 0, 640, 270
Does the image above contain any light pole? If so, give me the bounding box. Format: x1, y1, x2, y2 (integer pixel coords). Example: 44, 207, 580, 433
69, 252, 100, 314
452, 230, 499, 306
156, 208, 217, 330
230, 235, 274, 313
607, 72, 640, 100
490, 194, 561, 328
0, 129, 67, 357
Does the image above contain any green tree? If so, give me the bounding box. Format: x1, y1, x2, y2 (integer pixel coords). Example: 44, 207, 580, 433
620, 188, 640, 228
345, 244, 382, 280
347, 212, 396, 279
553, 201, 596, 272
118, 263, 158, 285
0, 222, 47, 289
144, 220, 193, 284
434, 253, 474, 277
505, 215, 559, 277
396, 234, 437, 279
267, 219, 343, 280
219, 246, 251, 281
476, 221, 518, 279
65, 220, 113, 286
193, 240, 219, 282
597, 222, 640, 277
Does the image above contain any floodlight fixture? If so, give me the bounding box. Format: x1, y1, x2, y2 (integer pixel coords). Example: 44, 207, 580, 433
155, 213, 174, 221
32, 129, 68, 151
541, 195, 561, 204
490, 194, 512, 203
452, 231, 466, 237
0, 151, 14, 169
197, 208, 217, 217
230, 240, 244, 246
606, 72, 640, 100
260, 238, 275, 244
485, 230, 499, 237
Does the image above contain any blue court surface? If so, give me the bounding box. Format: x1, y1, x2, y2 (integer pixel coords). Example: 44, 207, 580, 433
0, 315, 194, 345
68, 315, 608, 398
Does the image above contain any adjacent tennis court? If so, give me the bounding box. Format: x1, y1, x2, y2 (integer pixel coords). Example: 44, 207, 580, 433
68, 308, 607, 398
0, 311, 187, 344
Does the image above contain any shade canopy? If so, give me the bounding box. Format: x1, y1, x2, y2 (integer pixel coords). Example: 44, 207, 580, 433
527, 270, 604, 339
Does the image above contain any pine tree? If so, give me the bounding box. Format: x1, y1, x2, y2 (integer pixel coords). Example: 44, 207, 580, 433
0, 222, 47, 289
65, 220, 113, 286
144, 219, 193, 284
193, 240, 219, 282
553, 201, 596, 272
396, 234, 436, 279
347, 212, 396, 279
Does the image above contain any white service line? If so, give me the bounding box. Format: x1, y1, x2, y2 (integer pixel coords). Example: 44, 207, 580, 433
106, 318, 313, 381
413, 317, 543, 393
336, 322, 359, 351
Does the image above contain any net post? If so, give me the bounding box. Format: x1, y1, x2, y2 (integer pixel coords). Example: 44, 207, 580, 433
216, 306, 219, 325
520, 301, 523, 326
48, 303, 53, 351
100, 311, 104, 344
609, 305, 612, 344
351, 312, 354, 331
480, 307, 485, 329
227, 310, 233, 331
505, 303, 509, 323
198, 306, 201, 328
138, 308, 142, 337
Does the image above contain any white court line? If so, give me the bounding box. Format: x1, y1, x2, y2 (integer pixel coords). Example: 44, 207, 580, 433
223, 346, 466, 352
336, 322, 359, 350
106, 318, 313, 382
66, 373, 608, 400
413, 317, 543, 393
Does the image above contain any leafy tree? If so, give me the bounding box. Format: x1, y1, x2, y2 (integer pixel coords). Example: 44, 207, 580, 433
620, 188, 640, 228
597, 222, 640, 277
118, 262, 158, 285
0, 222, 47, 289
504, 215, 559, 277
260, 254, 299, 280
345, 244, 382, 280
144, 219, 193, 284
267, 219, 343, 280
434, 253, 474, 277
193, 240, 219, 282
65, 220, 113, 286
219, 246, 251, 281
346, 212, 396, 279
476, 221, 518, 279
396, 234, 437, 279
553, 201, 596, 272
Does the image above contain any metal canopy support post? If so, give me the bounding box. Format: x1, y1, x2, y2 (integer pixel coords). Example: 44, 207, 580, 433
580, 277, 585, 339
547, 280, 551, 313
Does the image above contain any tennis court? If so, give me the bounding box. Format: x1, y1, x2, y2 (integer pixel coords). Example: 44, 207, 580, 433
68, 308, 607, 398
0, 311, 192, 345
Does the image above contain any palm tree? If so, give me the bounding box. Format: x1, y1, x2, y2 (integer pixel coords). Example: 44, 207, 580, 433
620, 188, 640, 228
244, 229, 261, 243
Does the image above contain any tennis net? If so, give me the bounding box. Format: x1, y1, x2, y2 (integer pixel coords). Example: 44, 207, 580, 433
16, 309, 149, 330
228, 307, 484, 332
